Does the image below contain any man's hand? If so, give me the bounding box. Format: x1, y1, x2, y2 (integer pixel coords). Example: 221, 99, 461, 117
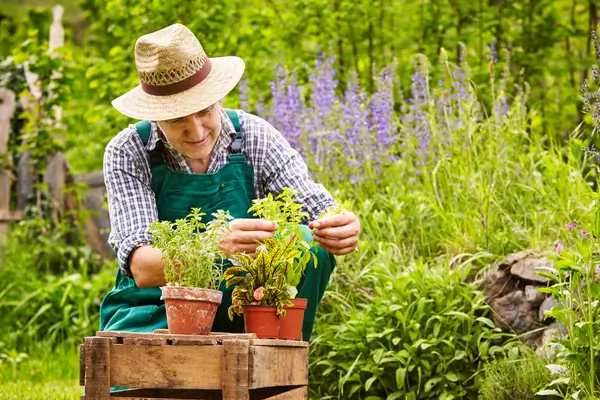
308, 211, 360, 256
219, 219, 278, 258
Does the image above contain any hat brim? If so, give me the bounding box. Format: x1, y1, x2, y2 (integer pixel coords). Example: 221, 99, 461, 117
111, 56, 245, 121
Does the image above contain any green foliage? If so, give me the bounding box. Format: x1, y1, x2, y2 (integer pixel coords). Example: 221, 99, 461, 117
0, 0, 591, 172
148, 208, 232, 289
535, 206, 600, 398
4, 3, 600, 397
0, 238, 114, 351
478, 348, 557, 400
309, 259, 511, 399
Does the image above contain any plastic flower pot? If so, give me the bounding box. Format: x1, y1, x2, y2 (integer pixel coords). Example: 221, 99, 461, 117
242, 305, 281, 339
278, 298, 308, 341
160, 286, 223, 335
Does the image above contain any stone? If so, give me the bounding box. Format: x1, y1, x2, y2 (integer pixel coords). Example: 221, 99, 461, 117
496, 250, 534, 271
489, 290, 541, 334
539, 296, 561, 322
524, 285, 545, 307
510, 257, 555, 284
536, 321, 568, 358
484, 265, 511, 300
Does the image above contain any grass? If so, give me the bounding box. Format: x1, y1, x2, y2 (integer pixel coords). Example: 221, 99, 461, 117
0, 342, 81, 399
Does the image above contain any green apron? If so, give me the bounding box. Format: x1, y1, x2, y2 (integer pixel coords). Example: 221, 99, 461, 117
99, 109, 335, 342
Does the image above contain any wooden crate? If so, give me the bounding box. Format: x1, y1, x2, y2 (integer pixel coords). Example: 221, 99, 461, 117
80, 330, 309, 400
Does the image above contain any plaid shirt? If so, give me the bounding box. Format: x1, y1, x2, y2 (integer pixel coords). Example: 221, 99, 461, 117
104, 107, 337, 278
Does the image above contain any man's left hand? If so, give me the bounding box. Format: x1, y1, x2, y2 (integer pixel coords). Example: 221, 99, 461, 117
308, 211, 360, 256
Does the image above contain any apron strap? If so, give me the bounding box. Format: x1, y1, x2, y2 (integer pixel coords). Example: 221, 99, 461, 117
224, 109, 246, 163
135, 121, 152, 145
135, 121, 165, 168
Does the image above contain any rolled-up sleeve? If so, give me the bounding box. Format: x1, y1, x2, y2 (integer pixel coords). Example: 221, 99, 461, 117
103, 131, 158, 278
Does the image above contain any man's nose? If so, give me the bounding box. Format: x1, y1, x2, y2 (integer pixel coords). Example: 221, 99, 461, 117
188, 114, 204, 139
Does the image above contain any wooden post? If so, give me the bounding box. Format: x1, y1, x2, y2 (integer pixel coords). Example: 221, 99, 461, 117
21, 5, 67, 222
44, 4, 67, 223
0, 89, 16, 256
222, 339, 250, 399
84, 337, 111, 400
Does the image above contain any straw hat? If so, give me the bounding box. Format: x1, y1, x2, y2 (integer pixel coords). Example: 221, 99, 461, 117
111, 23, 245, 121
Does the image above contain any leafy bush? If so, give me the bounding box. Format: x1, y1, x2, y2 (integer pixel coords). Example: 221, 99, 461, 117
478, 347, 556, 400
0, 237, 114, 350
309, 259, 514, 399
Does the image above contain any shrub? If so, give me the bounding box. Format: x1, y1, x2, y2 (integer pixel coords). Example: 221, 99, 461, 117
0, 237, 115, 350
309, 258, 514, 399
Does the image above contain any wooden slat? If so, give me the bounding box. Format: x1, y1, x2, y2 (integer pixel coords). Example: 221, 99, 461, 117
84, 336, 111, 400
79, 344, 85, 386
110, 397, 215, 400
0, 89, 15, 256
0, 211, 22, 222
153, 329, 256, 341
250, 339, 308, 348
110, 344, 222, 389
109, 388, 222, 399
222, 340, 250, 399
249, 346, 309, 389
260, 385, 308, 400
96, 330, 255, 345
123, 337, 167, 346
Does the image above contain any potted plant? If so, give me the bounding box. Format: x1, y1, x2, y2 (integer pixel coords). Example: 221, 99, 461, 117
224, 188, 318, 339
224, 235, 302, 338
148, 208, 232, 335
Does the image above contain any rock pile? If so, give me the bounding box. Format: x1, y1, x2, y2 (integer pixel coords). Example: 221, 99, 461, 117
484, 250, 566, 349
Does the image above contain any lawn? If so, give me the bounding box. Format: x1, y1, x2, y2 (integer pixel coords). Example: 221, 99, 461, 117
0, 343, 81, 399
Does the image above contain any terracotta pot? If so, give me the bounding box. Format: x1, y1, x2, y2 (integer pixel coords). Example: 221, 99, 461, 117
160, 286, 223, 335
279, 298, 308, 341
242, 305, 280, 339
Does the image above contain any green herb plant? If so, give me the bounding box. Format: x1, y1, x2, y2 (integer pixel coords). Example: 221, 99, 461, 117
247, 187, 318, 287
148, 208, 232, 289
224, 188, 350, 318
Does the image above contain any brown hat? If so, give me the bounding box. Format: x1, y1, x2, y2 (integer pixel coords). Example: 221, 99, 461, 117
112, 23, 245, 121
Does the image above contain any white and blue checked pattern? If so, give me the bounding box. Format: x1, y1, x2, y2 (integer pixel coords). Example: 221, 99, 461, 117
103, 107, 337, 277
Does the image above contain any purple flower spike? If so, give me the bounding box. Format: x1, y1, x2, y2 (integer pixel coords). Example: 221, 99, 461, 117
239, 77, 250, 111
566, 221, 578, 230
554, 240, 565, 255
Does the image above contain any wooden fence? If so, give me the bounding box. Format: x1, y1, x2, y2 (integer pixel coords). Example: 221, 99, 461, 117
0, 5, 113, 260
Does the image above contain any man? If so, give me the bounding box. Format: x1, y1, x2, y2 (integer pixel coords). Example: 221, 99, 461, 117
99, 23, 360, 341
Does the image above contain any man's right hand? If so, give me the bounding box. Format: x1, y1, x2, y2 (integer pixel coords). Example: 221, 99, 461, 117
218, 219, 278, 258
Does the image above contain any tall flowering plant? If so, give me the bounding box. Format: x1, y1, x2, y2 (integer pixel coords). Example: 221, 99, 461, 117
535, 214, 600, 398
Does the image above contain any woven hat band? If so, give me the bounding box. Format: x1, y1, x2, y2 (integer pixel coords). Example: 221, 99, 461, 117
141, 58, 213, 96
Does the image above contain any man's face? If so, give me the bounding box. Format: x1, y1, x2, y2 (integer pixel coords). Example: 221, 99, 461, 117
156, 104, 222, 160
